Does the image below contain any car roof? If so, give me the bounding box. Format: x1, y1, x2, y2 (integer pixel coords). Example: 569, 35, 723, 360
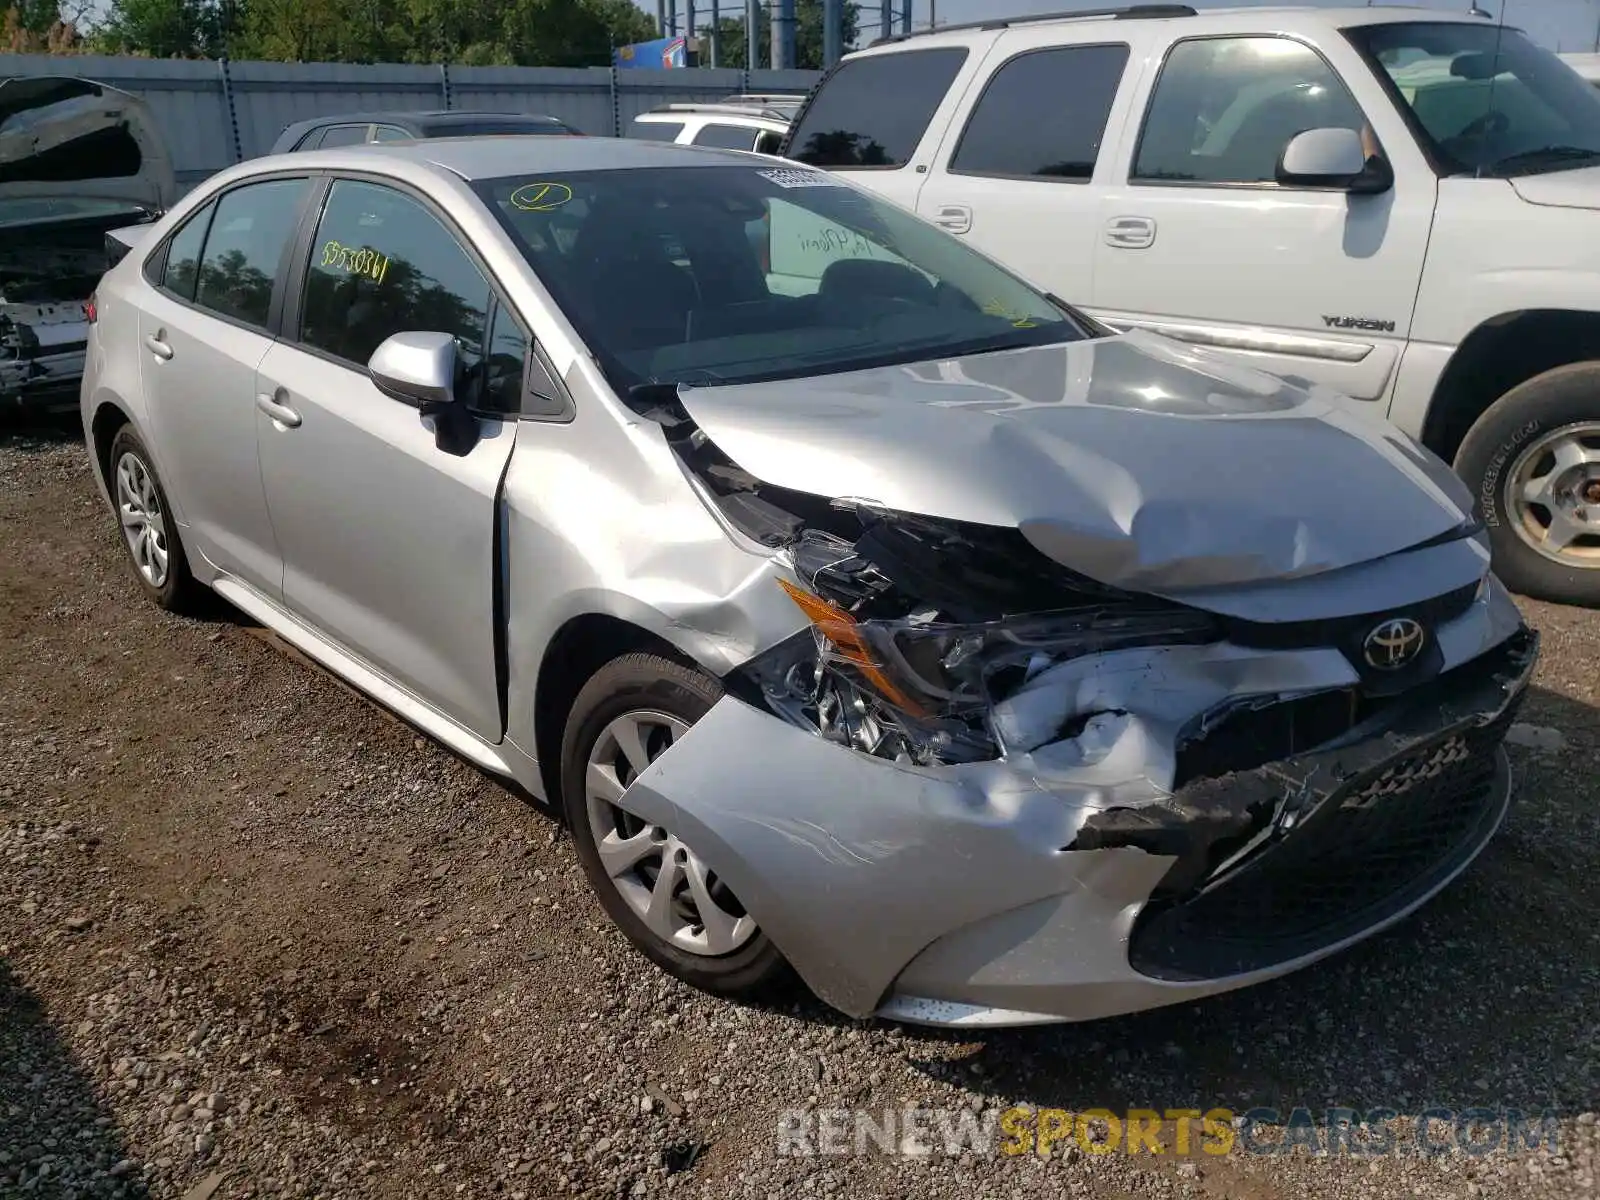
861, 3, 1487, 50
276, 136, 763, 181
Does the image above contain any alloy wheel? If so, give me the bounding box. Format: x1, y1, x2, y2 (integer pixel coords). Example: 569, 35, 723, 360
582, 710, 757, 957
115, 450, 170, 588
1506, 421, 1600, 569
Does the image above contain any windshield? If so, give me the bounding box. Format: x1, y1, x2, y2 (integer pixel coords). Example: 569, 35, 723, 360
1349, 21, 1600, 176
473, 165, 1088, 390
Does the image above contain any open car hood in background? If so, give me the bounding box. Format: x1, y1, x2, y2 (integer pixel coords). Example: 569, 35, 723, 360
0, 75, 175, 212
674, 332, 1479, 595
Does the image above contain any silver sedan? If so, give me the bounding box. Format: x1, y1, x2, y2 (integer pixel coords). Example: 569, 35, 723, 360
81, 137, 1535, 1027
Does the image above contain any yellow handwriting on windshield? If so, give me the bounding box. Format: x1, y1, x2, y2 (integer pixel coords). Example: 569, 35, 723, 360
510, 181, 574, 212
320, 241, 391, 284
980, 298, 1039, 330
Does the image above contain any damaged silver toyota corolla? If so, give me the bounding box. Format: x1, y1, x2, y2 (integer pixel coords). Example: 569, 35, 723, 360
84, 139, 1535, 1027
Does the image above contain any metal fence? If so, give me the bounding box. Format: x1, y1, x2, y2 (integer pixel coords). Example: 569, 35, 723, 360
0, 54, 822, 190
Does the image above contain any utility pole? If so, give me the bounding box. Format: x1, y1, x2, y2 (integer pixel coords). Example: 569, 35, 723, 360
900, 0, 911, 36
771, 0, 796, 69
823, 0, 842, 65
657, 0, 667, 37
880, 0, 890, 41
710, 0, 720, 65
747, 0, 761, 67
929, 0, 936, 29
687, 0, 696, 56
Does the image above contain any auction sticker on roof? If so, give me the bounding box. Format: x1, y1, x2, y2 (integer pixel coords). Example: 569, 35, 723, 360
759, 167, 844, 189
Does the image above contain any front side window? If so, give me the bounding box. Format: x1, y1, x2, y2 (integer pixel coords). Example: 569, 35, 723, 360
299, 179, 490, 390
1349, 22, 1600, 176
692, 123, 759, 151
158, 201, 214, 300
1134, 37, 1366, 185
193, 179, 309, 327
475, 165, 1089, 393
315, 124, 372, 149
951, 45, 1130, 181
787, 47, 968, 168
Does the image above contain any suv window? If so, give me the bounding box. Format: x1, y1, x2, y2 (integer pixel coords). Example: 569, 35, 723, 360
754, 130, 784, 156
788, 47, 968, 168
633, 120, 684, 142
692, 123, 758, 151
300, 179, 490, 392
950, 45, 1129, 181
1134, 36, 1366, 185
158, 201, 214, 300
193, 179, 309, 328
319, 124, 373, 148
371, 124, 412, 142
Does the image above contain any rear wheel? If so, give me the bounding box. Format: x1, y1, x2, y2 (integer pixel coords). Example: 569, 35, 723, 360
559, 653, 786, 997
107, 425, 204, 612
1454, 362, 1600, 607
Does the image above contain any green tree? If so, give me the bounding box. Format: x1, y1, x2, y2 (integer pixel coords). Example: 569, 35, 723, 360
93, 0, 236, 57
701, 0, 859, 70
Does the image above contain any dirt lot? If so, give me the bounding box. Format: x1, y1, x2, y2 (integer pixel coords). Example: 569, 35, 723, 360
1, 422, 1597, 1200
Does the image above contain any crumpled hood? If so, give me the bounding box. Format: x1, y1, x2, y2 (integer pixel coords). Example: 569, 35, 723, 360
1508, 164, 1600, 210
675, 331, 1477, 593
0, 76, 175, 212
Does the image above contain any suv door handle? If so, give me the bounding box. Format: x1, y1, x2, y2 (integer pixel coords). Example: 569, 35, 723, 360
144, 334, 174, 360
1104, 216, 1156, 249
256, 390, 302, 429
933, 204, 972, 235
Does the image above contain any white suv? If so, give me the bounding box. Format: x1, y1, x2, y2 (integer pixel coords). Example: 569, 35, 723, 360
630, 96, 802, 155
784, 5, 1600, 606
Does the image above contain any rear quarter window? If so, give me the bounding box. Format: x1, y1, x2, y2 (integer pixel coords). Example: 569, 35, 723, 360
633, 120, 686, 142
787, 47, 969, 168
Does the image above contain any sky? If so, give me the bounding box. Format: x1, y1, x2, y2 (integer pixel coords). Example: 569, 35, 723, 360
637, 0, 1600, 53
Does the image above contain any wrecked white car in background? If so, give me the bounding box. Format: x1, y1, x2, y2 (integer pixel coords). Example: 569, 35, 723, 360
2, 76, 174, 415
83, 139, 1535, 1026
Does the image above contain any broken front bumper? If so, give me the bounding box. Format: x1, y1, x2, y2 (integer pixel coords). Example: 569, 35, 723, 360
623, 617, 1536, 1027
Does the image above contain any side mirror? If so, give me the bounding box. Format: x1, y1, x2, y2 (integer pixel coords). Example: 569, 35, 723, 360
1276, 127, 1393, 194
367, 331, 480, 456
367, 331, 457, 408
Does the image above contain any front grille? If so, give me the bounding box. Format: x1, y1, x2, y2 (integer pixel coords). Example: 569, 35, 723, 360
1128, 702, 1519, 982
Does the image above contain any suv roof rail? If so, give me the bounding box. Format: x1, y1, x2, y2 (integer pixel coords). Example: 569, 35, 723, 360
869, 4, 1197, 46
646, 100, 796, 121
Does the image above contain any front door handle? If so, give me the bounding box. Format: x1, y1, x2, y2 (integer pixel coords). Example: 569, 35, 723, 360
1104, 215, 1156, 249
144, 334, 174, 360
256, 390, 302, 429
933, 203, 972, 235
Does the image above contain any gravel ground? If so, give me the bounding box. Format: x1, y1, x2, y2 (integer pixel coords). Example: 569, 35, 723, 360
1, 423, 1597, 1200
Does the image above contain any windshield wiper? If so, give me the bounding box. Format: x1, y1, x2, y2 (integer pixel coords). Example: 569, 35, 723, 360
1482, 145, 1600, 177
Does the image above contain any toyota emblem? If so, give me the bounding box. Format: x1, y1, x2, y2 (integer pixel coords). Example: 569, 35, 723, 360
1362, 617, 1427, 671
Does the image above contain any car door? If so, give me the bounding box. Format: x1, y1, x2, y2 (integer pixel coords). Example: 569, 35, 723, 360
137, 176, 314, 593
912, 37, 1141, 302
254, 177, 518, 740
1087, 32, 1438, 403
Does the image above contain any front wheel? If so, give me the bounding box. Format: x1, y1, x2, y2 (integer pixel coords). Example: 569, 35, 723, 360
1454, 362, 1600, 607
559, 653, 787, 998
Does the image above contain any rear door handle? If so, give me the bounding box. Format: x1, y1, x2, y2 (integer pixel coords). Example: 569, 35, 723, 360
256, 390, 302, 429
933, 204, 972, 235
144, 334, 174, 360
1104, 216, 1156, 249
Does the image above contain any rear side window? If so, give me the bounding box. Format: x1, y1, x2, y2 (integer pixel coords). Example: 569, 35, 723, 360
950, 45, 1129, 181
692, 123, 758, 150
1134, 36, 1366, 185
194, 179, 310, 328
788, 47, 968, 168
299, 179, 490, 383
157, 201, 214, 300
371, 124, 412, 142
633, 120, 685, 142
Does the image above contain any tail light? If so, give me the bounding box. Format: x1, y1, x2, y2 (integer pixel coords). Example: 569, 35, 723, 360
85, 293, 98, 323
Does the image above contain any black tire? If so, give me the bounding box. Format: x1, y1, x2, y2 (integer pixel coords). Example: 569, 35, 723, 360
1454, 362, 1600, 608
559, 652, 787, 997
106, 425, 204, 613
